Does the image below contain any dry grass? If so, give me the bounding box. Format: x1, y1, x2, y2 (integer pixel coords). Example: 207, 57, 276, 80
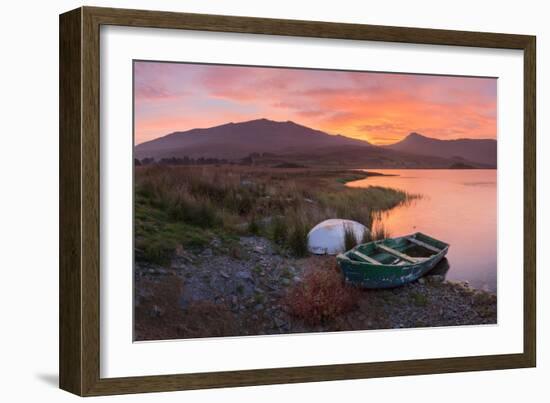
135, 165, 417, 262
369, 222, 391, 241
283, 260, 359, 325
343, 222, 360, 251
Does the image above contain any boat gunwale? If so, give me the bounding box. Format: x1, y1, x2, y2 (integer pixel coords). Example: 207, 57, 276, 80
337, 232, 449, 269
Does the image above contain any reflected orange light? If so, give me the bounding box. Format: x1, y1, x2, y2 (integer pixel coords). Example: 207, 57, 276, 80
134, 62, 497, 145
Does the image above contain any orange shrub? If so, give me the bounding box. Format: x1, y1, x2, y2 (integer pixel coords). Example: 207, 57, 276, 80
284, 261, 359, 325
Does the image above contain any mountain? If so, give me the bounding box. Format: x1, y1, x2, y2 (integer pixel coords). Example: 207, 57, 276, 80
135, 119, 496, 168
135, 118, 372, 160
384, 132, 497, 166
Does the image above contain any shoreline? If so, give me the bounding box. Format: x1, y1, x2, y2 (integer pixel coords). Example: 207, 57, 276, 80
134, 235, 496, 341
133, 165, 495, 341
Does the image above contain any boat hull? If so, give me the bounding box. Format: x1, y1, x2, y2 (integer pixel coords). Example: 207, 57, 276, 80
336, 232, 449, 289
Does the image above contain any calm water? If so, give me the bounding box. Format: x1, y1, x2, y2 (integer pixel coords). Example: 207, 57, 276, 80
347, 169, 497, 292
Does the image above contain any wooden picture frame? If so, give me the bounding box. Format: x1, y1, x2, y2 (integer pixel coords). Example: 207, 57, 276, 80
59, 6, 536, 396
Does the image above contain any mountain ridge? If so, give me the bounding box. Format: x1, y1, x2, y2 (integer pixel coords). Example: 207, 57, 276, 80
135, 118, 372, 160
135, 118, 496, 168
384, 131, 496, 166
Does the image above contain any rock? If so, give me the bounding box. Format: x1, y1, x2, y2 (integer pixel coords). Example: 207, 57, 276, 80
236, 270, 252, 280
418, 277, 425, 284
179, 296, 189, 309
174, 249, 195, 263
274, 317, 286, 328
427, 275, 445, 284
142, 233, 427, 337
148, 268, 168, 275
150, 305, 163, 317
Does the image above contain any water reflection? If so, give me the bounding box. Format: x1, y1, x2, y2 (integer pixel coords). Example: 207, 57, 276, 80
348, 169, 497, 292
426, 257, 450, 278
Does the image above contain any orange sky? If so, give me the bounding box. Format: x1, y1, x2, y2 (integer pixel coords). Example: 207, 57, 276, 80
134, 62, 497, 145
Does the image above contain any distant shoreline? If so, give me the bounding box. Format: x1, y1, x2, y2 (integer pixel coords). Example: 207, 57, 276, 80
350, 166, 496, 170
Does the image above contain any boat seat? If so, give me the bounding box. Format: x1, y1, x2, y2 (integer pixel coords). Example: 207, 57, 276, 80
406, 237, 441, 253
351, 250, 382, 265
376, 244, 419, 264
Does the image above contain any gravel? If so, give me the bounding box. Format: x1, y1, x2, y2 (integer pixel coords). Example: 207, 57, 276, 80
135, 235, 497, 337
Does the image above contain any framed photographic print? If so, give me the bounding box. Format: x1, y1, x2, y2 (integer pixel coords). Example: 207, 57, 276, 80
59, 6, 536, 396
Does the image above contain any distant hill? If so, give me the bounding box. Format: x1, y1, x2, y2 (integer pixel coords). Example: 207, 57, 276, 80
449, 162, 476, 169
135, 119, 496, 168
135, 118, 371, 160
273, 145, 487, 169
384, 132, 496, 166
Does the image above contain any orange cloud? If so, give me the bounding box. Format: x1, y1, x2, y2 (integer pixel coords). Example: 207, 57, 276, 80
134, 62, 497, 145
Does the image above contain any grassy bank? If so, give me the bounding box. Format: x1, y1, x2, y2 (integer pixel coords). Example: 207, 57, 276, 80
135, 165, 418, 264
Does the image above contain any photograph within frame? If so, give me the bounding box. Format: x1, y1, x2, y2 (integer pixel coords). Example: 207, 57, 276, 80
132, 60, 498, 341
59, 6, 535, 396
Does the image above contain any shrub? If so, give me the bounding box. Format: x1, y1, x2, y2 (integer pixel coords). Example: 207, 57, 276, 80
248, 216, 261, 235
270, 216, 287, 245
233, 192, 255, 215
284, 261, 359, 325
167, 194, 220, 228
287, 220, 309, 257
140, 240, 174, 265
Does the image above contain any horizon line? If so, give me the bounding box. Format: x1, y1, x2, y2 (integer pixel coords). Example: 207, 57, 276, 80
134, 117, 497, 147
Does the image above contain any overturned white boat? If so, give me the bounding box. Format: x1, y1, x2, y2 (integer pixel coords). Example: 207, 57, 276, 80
307, 219, 368, 255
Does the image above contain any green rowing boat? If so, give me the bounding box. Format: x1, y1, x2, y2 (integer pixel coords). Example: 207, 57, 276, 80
336, 232, 449, 288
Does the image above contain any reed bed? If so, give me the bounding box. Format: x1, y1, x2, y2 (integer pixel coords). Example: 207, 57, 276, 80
135, 165, 418, 263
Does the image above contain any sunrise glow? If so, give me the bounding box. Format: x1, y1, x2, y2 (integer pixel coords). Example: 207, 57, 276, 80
134, 61, 497, 145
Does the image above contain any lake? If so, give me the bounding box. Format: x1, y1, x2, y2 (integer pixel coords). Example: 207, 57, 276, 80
347, 169, 497, 292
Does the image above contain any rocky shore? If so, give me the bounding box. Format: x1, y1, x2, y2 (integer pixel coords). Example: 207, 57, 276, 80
134, 235, 497, 341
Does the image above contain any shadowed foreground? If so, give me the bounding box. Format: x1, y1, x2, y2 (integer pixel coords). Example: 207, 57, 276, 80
135, 240, 496, 341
